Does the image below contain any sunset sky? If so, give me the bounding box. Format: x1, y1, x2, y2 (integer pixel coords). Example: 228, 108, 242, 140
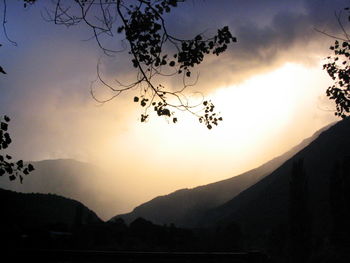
0, 0, 346, 217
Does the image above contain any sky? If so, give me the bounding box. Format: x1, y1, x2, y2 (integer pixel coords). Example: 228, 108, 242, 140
0, 0, 347, 218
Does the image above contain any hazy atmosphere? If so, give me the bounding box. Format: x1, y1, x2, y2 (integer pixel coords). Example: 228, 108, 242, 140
0, 0, 345, 220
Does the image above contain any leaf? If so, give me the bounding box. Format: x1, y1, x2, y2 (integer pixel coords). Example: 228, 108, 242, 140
9, 175, 16, 181
141, 114, 148, 123
163, 109, 171, 117
28, 164, 34, 172
5, 166, 13, 174
0, 66, 6, 74
4, 133, 11, 145
1, 122, 8, 131
16, 160, 24, 168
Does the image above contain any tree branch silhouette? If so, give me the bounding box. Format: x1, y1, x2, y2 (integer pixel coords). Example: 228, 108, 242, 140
29, 0, 236, 128
1, 1, 35, 182
321, 8, 350, 118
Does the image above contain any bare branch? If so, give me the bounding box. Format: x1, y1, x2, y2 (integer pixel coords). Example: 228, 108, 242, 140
40, 0, 234, 128
2, 0, 18, 46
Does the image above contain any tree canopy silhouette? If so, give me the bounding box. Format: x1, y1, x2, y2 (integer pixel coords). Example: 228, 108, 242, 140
12, 0, 236, 129
322, 7, 350, 118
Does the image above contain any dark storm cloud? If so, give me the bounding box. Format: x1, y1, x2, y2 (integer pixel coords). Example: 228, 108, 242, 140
159, 0, 349, 89
230, 0, 346, 57
96, 0, 349, 91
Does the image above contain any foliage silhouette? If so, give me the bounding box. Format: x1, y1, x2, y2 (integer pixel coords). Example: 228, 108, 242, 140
13, 0, 235, 129
1, 8, 34, 183
322, 7, 350, 118
0, 115, 34, 183
0, 43, 33, 183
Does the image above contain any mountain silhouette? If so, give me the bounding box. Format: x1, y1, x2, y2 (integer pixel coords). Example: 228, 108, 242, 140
0, 159, 119, 220
0, 188, 101, 229
112, 124, 331, 227
200, 118, 350, 251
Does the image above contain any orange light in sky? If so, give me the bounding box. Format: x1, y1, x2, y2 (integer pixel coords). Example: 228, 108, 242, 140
96, 62, 336, 212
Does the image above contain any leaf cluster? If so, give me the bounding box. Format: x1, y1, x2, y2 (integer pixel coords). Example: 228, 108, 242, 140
199, 100, 223, 129
324, 39, 350, 118
321, 7, 350, 118
115, 1, 233, 128
0, 115, 34, 183
134, 94, 176, 123
23, 0, 36, 8
119, 2, 236, 81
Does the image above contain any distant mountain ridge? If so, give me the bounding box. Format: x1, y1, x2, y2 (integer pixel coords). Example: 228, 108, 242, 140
112, 123, 332, 227
0, 159, 119, 220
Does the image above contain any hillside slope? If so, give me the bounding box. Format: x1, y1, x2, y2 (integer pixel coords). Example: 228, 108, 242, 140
112, 125, 329, 227
0, 159, 118, 220
201, 119, 350, 248
0, 188, 102, 229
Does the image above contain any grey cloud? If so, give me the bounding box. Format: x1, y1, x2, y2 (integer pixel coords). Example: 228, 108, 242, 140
176, 0, 348, 91
98, 0, 348, 93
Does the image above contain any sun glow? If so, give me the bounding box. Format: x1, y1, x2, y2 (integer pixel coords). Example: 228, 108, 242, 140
95, 62, 336, 212
211, 63, 300, 146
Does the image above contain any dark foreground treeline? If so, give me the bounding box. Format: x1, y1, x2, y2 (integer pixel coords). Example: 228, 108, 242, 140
1, 215, 244, 252
0, 188, 245, 252
1, 215, 266, 263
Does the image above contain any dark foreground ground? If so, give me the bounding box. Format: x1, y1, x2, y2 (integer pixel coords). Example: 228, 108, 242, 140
6, 249, 269, 263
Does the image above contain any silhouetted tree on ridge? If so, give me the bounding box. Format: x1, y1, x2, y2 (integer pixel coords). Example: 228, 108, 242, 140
330, 157, 350, 247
